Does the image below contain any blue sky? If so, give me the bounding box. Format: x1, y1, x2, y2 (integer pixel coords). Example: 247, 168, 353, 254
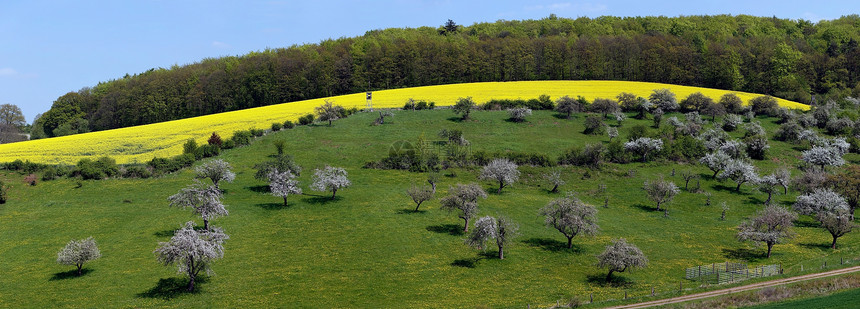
1, 0, 857, 122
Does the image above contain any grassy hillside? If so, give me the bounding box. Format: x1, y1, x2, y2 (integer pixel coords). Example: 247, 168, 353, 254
0, 81, 805, 165
0, 108, 854, 308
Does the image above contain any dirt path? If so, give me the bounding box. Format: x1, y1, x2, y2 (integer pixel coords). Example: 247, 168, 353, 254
603, 265, 860, 309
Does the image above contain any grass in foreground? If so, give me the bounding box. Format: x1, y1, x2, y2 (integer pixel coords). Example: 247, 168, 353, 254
1, 109, 851, 308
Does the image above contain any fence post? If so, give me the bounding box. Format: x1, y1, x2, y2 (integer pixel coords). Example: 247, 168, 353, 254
679, 281, 682, 291
590, 293, 593, 303
780, 263, 783, 274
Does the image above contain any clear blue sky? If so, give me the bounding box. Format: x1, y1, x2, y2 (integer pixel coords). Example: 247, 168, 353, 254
1, 0, 857, 122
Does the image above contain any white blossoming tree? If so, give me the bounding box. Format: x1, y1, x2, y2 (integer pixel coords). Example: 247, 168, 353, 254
479, 158, 520, 193
168, 181, 228, 231
311, 166, 352, 199
440, 183, 487, 232
624, 137, 663, 162
154, 221, 229, 292
57, 237, 101, 276
539, 197, 599, 248
465, 216, 519, 259
194, 159, 235, 190
718, 159, 758, 192
737, 205, 797, 258
268, 169, 302, 206
597, 238, 648, 283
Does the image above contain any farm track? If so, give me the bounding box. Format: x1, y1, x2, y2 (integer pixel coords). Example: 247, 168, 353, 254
604, 265, 860, 308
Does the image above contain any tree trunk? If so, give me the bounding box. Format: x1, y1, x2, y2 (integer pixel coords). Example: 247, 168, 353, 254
832, 234, 839, 249
77, 264, 82, 276
328, 119, 332, 126
655, 201, 662, 211
498, 245, 504, 260
214, 180, 220, 190
767, 243, 774, 258
331, 188, 337, 199
713, 170, 719, 178
203, 219, 209, 231
765, 192, 772, 205
685, 179, 690, 190
414, 201, 423, 212
606, 269, 615, 282
462, 217, 469, 233
551, 184, 559, 193
498, 181, 504, 194
663, 208, 669, 217
430, 183, 436, 194
283, 196, 288, 206
736, 182, 743, 192
567, 236, 573, 249
188, 273, 196, 292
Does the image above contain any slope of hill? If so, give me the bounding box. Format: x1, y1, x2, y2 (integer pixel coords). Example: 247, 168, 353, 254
34, 15, 859, 136
0, 81, 805, 164
0, 108, 854, 308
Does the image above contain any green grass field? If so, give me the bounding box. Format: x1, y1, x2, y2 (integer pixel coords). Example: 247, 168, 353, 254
1, 109, 858, 308
748, 288, 860, 309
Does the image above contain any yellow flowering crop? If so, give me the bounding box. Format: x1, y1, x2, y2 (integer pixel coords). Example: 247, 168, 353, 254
0, 81, 806, 164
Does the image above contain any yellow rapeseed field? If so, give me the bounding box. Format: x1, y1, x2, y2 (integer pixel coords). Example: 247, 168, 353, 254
0, 81, 807, 164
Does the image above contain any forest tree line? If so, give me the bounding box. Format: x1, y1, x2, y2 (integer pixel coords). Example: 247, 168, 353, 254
31, 14, 860, 138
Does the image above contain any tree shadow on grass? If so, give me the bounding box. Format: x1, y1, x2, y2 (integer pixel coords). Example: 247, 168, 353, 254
711, 184, 750, 195
246, 185, 269, 193
426, 224, 464, 236
799, 242, 832, 251
137, 277, 205, 300
256, 202, 288, 210
300, 194, 339, 205
586, 273, 634, 288
631, 203, 657, 212
552, 114, 573, 120
396, 208, 427, 214
50, 268, 92, 280
154, 225, 206, 238
451, 252, 497, 268
794, 220, 820, 228
722, 247, 768, 263
447, 116, 465, 123
522, 237, 583, 253
745, 196, 766, 206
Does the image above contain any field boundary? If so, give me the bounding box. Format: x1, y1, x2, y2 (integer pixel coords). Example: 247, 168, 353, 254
603, 265, 860, 309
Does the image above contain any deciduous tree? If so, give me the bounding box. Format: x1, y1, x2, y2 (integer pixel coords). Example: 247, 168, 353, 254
194, 159, 235, 190
168, 181, 228, 231
737, 205, 797, 258
315, 99, 344, 126
453, 97, 476, 120
642, 176, 679, 215
465, 216, 519, 259
440, 183, 487, 232
479, 159, 520, 193
597, 238, 648, 282
154, 221, 228, 292
718, 159, 758, 192
406, 184, 434, 212
311, 166, 352, 199
268, 169, 302, 206
57, 237, 101, 276
540, 197, 599, 248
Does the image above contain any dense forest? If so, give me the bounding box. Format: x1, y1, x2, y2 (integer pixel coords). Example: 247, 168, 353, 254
33, 14, 860, 138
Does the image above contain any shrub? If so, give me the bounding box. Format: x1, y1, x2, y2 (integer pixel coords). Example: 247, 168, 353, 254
606, 139, 631, 163
507, 107, 532, 122
583, 115, 605, 135
283, 120, 295, 129
750, 95, 779, 116
774, 121, 803, 142
42, 167, 58, 181
719, 93, 744, 114
207, 132, 222, 146
95, 157, 119, 178
622, 125, 648, 142
559, 143, 605, 168
0, 180, 7, 204
250, 128, 265, 137
173, 153, 196, 168
668, 135, 706, 162
722, 114, 743, 131
826, 117, 853, 136
123, 165, 152, 178
230, 130, 252, 146
77, 159, 104, 180
24, 174, 37, 186
4, 159, 24, 171
149, 157, 180, 174
222, 139, 236, 149
271, 122, 282, 131
195, 144, 221, 158
183, 139, 198, 154
298, 113, 315, 125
